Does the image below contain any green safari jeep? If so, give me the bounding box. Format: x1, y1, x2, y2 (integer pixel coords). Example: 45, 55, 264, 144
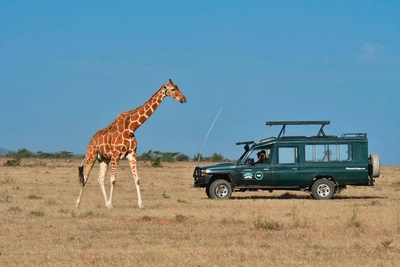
192, 121, 380, 200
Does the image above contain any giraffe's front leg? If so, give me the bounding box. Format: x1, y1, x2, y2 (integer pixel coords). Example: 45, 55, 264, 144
97, 161, 110, 208
127, 154, 144, 208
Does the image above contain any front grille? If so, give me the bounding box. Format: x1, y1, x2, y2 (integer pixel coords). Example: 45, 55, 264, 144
193, 166, 201, 179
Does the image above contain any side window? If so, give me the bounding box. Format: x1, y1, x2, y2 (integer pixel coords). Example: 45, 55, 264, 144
278, 147, 297, 164
305, 144, 351, 162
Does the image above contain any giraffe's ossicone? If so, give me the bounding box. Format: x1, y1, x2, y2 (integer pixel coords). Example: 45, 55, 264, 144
76, 79, 186, 209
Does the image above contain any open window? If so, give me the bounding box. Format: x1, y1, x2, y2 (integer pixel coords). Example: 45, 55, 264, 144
305, 144, 351, 162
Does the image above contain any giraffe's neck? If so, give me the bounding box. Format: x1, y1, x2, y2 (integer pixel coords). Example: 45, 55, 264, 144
128, 87, 166, 132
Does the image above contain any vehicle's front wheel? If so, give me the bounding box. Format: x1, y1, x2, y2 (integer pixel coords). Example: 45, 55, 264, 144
205, 185, 211, 198
209, 179, 232, 200
311, 178, 335, 200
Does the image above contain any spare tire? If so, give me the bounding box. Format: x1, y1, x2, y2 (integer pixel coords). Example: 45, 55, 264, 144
369, 154, 380, 178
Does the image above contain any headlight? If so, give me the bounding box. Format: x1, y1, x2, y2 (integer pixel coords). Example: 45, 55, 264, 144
201, 169, 211, 176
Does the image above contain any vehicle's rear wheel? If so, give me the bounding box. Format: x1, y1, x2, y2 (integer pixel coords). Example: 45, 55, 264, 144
209, 179, 232, 200
369, 154, 380, 178
311, 178, 335, 200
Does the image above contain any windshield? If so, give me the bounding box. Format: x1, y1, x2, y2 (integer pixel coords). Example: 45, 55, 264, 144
237, 150, 252, 164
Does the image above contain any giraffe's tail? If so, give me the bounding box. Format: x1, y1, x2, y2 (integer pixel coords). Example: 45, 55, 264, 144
78, 159, 85, 186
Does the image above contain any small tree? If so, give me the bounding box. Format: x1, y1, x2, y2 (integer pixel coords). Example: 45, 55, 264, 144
160, 152, 180, 162
138, 150, 162, 167
176, 153, 190, 162
16, 148, 34, 158
208, 153, 224, 162
36, 151, 54, 158
192, 153, 203, 162
138, 150, 153, 162
54, 151, 73, 159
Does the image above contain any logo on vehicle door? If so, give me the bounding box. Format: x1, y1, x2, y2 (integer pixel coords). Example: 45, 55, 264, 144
243, 173, 253, 180
254, 171, 264, 180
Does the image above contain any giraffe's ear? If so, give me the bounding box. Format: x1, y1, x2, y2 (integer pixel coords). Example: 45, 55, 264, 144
169, 79, 174, 85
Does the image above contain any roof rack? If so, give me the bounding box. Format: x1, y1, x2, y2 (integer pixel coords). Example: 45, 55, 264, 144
341, 133, 367, 138
236, 141, 254, 146
266, 120, 330, 138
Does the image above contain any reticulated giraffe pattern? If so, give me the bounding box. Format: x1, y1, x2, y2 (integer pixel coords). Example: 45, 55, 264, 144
76, 79, 186, 209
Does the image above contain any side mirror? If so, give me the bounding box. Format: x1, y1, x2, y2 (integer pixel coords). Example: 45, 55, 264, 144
248, 158, 255, 166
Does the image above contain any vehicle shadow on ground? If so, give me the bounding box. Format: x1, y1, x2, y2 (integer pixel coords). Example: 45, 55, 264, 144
230, 192, 385, 200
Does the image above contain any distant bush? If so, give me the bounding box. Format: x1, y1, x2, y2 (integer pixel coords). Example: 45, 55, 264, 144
192, 152, 231, 162
151, 156, 162, 167
207, 153, 224, 162
138, 150, 192, 167
175, 153, 190, 162
3, 154, 21, 166
138, 150, 162, 167
1, 147, 232, 163
3, 148, 83, 159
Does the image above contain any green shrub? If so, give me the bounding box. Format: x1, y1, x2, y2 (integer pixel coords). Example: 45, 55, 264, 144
3, 155, 21, 166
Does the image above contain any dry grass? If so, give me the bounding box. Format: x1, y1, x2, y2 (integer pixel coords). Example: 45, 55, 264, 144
0, 158, 399, 266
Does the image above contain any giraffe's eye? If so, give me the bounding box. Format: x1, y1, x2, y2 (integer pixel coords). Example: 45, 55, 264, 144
171, 88, 175, 91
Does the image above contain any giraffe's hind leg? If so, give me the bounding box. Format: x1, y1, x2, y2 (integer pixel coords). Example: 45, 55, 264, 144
127, 153, 144, 208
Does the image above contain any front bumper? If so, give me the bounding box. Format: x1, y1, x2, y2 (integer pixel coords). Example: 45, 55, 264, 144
192, 166, 209, 187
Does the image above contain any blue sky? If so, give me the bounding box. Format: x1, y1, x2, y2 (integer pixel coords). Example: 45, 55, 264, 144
0, 1, 399, 165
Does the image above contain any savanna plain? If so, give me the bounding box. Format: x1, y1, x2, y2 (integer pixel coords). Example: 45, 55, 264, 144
0, 158, 399, 267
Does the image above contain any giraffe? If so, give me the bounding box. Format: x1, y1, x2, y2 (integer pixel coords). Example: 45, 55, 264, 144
76, 79, 186, 209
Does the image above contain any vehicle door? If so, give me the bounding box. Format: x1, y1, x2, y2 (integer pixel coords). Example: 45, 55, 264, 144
273, 146, 300, 186
236, 148, 275, 186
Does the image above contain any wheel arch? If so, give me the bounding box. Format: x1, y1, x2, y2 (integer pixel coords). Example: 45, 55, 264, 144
209, 173, 234, 187
312, 175, 338, 188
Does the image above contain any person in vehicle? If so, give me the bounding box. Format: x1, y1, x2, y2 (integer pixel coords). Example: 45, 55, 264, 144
256, 150, 268, 163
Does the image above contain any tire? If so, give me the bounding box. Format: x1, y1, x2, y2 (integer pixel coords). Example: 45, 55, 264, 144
209, 179, 232, 200
369, 154, 380, 178
205, 185, 211, 198
311, 178, 335, 200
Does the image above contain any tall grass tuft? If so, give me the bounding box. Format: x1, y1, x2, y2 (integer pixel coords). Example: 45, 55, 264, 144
175, 213, 188, 222
27, 194, 42, 200
30, 211, 45, 217
381, 240, 394, 249
253, 213, 283, 230
2, 176, 14, 184
8, 206, 22, 212
347, 208, 361, 228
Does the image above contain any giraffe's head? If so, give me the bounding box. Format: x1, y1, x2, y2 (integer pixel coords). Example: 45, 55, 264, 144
163, 79, 187, 103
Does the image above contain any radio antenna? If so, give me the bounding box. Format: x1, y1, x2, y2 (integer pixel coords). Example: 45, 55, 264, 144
197, 106, 223, 166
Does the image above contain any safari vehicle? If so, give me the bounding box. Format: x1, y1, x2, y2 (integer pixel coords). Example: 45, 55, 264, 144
192, 121, 380, 200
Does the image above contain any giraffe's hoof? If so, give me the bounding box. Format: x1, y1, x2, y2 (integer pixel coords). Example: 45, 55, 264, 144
106, 203, 113, 209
